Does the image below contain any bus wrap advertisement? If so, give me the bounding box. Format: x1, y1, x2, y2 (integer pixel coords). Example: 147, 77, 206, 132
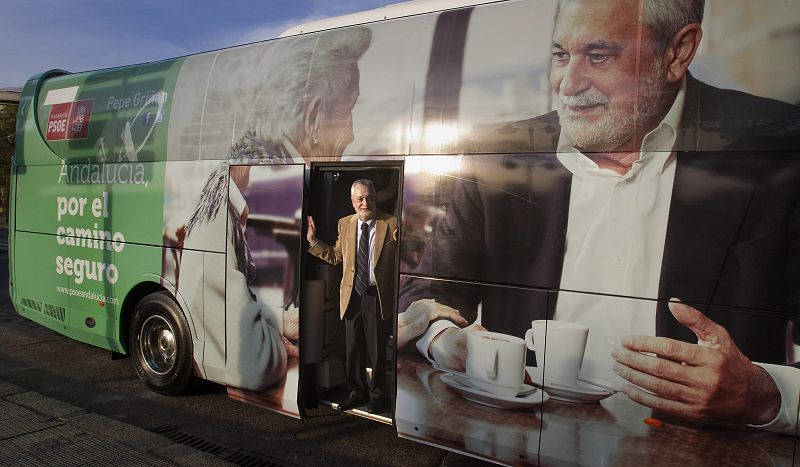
11, 0, 800, 464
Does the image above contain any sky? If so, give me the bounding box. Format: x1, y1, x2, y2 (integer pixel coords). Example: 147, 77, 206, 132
0, 0, 390, 88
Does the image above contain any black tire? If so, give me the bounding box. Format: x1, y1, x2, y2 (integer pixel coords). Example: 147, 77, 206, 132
130, 291, 195, 395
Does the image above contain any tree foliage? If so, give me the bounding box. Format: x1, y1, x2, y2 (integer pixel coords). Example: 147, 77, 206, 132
0, 104, 17, 221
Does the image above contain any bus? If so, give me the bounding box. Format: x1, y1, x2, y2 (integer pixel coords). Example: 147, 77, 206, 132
10, 0, 800, 465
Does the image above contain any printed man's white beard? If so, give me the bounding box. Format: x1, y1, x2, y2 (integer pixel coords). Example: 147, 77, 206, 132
556, 58, 666, 153
558, 99, 635, 152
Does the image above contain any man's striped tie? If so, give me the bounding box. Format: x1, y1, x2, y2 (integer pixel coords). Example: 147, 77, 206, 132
355, 221, 370, 295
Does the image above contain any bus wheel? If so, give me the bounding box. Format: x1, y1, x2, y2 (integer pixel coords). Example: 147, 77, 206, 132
130, 291, 194, 395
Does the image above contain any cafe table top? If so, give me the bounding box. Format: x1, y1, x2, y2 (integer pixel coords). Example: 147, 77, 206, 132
395, 354, 796, 466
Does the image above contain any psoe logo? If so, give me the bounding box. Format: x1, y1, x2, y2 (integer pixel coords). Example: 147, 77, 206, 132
46, 99, 94, 141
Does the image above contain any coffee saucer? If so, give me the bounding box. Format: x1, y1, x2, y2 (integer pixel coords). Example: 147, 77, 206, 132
431, 362, 537, 396
525, 367, 615, 403
440, 373, 549, 410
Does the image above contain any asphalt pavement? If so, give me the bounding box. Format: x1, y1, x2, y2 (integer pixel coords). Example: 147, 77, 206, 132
0, 381, 227, 466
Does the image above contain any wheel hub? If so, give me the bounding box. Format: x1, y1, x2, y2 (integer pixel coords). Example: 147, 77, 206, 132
139, 315, 177, 376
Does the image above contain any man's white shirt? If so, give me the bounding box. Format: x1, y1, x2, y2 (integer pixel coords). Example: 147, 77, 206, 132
553, 82, 682, 388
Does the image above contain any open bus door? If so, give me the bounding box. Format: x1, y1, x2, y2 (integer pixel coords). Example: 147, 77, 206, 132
302, 162, 402, 423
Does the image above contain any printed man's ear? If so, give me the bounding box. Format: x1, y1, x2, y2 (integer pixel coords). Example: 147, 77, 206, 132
664, 23, 703, 83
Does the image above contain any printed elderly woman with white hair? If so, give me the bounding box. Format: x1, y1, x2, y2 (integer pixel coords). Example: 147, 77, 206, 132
238, 26, 371, 165
179, 26, 372, 392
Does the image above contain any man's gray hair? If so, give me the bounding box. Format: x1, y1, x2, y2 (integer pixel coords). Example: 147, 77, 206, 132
351, 179, 376, 196
643, 0, 705, 52
557, 0, 705, 53
245, 26, 372, 145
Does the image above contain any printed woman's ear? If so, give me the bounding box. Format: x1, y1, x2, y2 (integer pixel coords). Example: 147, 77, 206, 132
302, 95, 323, 154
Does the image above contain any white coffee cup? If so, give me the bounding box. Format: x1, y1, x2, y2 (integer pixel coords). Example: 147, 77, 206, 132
466, 331, 526, 397
525, 320, 588, 387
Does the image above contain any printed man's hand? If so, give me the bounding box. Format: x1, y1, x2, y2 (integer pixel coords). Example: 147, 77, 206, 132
306, 216, 317, 244
397, 299, 468, 349
612, 299, 781, 425
430, 323, 487, 373
283, 307, 299, 342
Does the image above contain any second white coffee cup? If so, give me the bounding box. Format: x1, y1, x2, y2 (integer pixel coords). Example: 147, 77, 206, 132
525, 320, 588, 387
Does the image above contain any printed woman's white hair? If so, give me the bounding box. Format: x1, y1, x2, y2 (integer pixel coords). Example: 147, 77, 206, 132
245, 27, 372, 145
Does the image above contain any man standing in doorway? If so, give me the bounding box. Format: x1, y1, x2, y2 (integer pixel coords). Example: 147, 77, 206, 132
307, 179, 398, 414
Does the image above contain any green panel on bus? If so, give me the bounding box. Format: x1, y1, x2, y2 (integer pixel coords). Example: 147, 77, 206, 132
14, 159, 166, 351
13, 231, 71, 334
15, 162, 166, 246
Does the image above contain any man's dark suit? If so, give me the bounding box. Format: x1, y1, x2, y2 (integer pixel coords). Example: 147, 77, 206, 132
309, 210, 398, 404
399, 76, 800, 364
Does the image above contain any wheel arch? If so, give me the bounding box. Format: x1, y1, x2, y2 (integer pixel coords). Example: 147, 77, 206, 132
119, 281, 167, 354
119, 277, 197, 355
